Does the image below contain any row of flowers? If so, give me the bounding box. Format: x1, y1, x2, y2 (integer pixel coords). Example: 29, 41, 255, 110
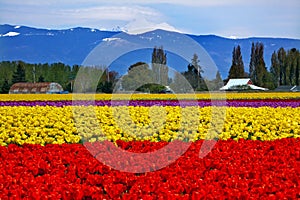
0, 139, 299, 199
0, 99, 299, 107
0, 105, 299, 145
0, 92, 299, 101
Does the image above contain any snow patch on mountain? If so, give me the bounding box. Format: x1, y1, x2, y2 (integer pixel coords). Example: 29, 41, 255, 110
102, 37, 121, 42
229, 35, 237, 39
123, 18, 181, 34
46, 32, 54, 36
0, 31, 20, 37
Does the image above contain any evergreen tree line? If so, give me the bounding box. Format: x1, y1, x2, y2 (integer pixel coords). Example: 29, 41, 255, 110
121, 46, 169, 93
0, 61, 118, 93
2, 44, 297, 93
228, 42, 300, 89
122, 48, 219, 92
270, 47, 300, 87
0, 46, 224, 93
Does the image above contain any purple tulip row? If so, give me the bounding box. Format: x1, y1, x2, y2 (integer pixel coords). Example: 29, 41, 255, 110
0, 99, 299, 107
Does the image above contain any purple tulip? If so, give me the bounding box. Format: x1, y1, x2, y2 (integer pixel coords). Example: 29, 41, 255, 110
0, 99, 299, 107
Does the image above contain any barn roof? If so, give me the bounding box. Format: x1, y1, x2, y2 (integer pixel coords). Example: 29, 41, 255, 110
275, 85, 300, 92
220, 78, 268, 91
291, 86, 300, 92
9, 82, 63, 94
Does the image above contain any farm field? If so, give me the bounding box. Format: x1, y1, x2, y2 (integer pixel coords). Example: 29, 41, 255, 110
0, 92, 299, 199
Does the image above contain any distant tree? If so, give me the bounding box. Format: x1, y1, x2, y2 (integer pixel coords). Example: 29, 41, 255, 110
249, 43, 255, 81
66, 64, 80, 92
182, 54, 206, 91
122, 62, 154, 92
98, 81, 113, 93
152, 46, 167, 65
214, 70, 224, 90
97, 70, 119, 93
270, 51, 280, 87
182, 65, 198, 90
171, 71, 194, 93
1, 78, 10, 94
128, 62, 148, 72
73, 66, 102, 93
277, 47, 286, 85
273, 47, 300, 86
296, 55, 300, 85
193, 53, 205, 89
256, 43, 268, 87
286, 48, 299, 85
38, 75, 45, 82
11, 62, 26, 84
228, 45, 245, 79
249, 42, 268, 87
152, 46, 168, 85
191, 53, 203, 77
0, 61, 13, 88
204, 70, 224, 91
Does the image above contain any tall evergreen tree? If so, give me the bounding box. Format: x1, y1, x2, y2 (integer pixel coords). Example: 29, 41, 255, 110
152, 46, 168, 85
249, 42, 255, 81
249, 42, 267, 87
38, 75, 45, 82
228, 45, 245, 79
190, 53, 204, 89
286, 48, 298, 85
277, 47, 286, 85
183, 64, 199, 90
256, 43, 268, 86
270, 51, 280, 87
182, 54, 207, 91
11, 62, 26, 84
191, 53, 203, 78
296, 56, 300, 85
214, 70, 224, 90
1, 78, 10, 94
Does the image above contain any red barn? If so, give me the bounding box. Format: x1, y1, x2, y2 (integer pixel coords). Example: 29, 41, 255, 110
9, 82, 64, 94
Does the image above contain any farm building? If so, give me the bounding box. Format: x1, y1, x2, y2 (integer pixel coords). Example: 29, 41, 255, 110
275, 85, 300, 92
291, 85, 300, 92
220, 78, 268, 91
9, 82, 64, 94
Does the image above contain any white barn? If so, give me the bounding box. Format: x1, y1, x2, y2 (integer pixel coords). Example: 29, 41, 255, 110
220, 78, 268, 91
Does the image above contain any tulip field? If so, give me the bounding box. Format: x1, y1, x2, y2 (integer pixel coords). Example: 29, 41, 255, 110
0, 92, 299, 199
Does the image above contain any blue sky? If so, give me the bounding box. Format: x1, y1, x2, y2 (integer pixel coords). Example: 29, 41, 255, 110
0, 0, 299, 38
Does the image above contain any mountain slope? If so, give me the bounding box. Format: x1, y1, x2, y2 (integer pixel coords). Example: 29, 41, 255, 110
0, 24, 119, 65
1, 24, 300, 78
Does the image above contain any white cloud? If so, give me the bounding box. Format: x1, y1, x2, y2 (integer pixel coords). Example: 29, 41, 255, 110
58, 6, 168, 31
0, 4, 166, 31
3, 0, 299, 7
60, 6, 161, 21
0, 0, 299, 38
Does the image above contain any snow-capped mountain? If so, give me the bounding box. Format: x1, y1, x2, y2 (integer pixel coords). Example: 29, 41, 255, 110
1, 24, 300, 78
0, 24, 118, 66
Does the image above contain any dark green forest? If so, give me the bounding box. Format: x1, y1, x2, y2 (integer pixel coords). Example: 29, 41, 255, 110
0, 45, 299, 93
227, 43, 300, 90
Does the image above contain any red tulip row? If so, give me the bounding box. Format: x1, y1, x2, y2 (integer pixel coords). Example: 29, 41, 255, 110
1, 139, 299, 199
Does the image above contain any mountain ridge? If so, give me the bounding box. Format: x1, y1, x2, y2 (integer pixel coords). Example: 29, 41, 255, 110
1, 24, 300, 78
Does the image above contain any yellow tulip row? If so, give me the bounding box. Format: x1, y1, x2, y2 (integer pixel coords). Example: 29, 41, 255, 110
0, 92, 299, 101
0, 105, 299, 146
